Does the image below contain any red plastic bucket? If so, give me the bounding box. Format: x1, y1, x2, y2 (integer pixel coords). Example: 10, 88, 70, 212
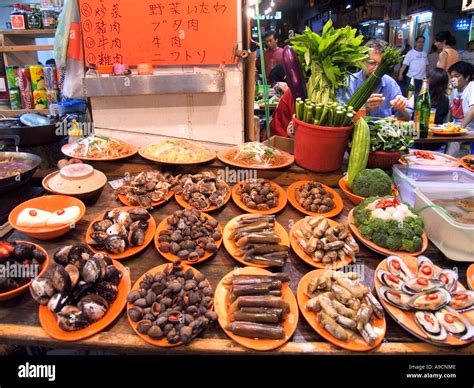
293, 116, 353, 172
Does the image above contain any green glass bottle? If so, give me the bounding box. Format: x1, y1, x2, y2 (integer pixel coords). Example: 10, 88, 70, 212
27, 4, 43, 29
414, 79, 430, 138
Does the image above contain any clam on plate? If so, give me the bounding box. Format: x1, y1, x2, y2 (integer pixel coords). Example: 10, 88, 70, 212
39, 260, 130, 341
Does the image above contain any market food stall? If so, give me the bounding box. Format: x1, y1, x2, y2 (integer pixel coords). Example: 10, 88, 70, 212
0, 4, 473, 359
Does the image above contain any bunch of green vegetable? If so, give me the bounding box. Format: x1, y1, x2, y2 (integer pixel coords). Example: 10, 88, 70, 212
289, 20, 369, 105
352, 169, 392, 197
295, 98, 354, 127
346, 46, 403, 112
354, 197, 424, 253
368, 118, 414, 153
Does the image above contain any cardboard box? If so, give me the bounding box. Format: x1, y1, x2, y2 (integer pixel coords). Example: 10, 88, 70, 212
269, 135, 294, 154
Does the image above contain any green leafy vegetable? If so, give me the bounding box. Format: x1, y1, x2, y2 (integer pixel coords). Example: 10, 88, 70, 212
368, 118, 414, 153
289, 20, 369, 105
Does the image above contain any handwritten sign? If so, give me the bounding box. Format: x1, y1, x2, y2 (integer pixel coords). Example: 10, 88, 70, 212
79, 0, 238, 66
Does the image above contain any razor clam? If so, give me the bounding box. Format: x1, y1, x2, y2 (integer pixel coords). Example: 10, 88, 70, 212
378, 286, 411, 310
417, 256, 436, 279
408, 288, 451, 311
436, 307, 474, 341
386, 256, 414, 282
402, 277, 444, 295
376, 269, 403, 290
414, 311, 447, 342
437, 269, 458, 292
448, 290, 474, 312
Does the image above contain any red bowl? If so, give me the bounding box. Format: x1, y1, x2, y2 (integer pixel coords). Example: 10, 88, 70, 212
367, 151, 401, 170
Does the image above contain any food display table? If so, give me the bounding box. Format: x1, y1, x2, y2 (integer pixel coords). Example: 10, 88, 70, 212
1, 159, 472, 355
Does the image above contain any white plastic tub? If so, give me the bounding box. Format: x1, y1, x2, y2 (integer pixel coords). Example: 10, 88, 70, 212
393, 164, 474, 207
414, 186, 474, 262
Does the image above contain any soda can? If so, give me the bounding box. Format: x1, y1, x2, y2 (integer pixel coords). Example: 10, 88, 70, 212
16, 67, 31, 91
33, 90, 48, 109
20, 91, 34, 109
5, 66, 19, 90
46, 89, 59, 105
44, 65, 58, 90
9, 89, 22, 110
29, 65, 45, 90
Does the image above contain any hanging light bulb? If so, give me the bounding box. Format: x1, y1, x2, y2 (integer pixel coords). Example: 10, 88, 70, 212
271, 0, 275, 6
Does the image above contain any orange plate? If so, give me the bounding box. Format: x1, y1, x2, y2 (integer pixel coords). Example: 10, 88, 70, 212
431, 128, 468, 136
216, 148, 294, 170
467, 264, 474, 291
39, 260, 130, 341
138, 148, 216, 165
231, 179, 288, 215
287, 181, 343, 218
117, 191, 174, 208
61, 139, 138, 161
297, 269, 386, 351
9, 195, 86, 240
399, 150, 460, 169
348, 209, 428, 257
0, 241, 49, 302
127, 263, 211, 347
214, 266, 298, 351
222, 214, 289, 268
374, 255, 474, 346
460, 154, 474, 172
289, 218, 353, 270
154, 213, 222, 265
174, 183, 231, 212
338, 177, 364, 205
86, 207, 156, 260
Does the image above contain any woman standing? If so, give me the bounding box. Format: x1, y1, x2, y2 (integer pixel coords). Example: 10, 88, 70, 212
435, 31, 460, 72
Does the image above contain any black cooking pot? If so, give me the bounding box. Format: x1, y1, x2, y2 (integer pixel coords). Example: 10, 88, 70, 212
0, 116, 65, 147
0, 151, 42, 194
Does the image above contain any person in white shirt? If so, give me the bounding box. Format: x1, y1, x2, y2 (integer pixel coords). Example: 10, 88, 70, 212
398, 35, 428, 97
446, 61, 474, 156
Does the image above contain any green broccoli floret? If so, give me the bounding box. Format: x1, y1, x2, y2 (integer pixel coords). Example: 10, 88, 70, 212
406, 215, 424, 236
368, 217, 387, 233
358, 224, 373, 239
354, 207, 371, 226
387, 234, 402, 251
400, 224, 415, 240
412, 235, 423, 252
385, 219, 402, 235
372, 231, 388, 247
401, 239, 415, 252
352, 169, 393, 197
